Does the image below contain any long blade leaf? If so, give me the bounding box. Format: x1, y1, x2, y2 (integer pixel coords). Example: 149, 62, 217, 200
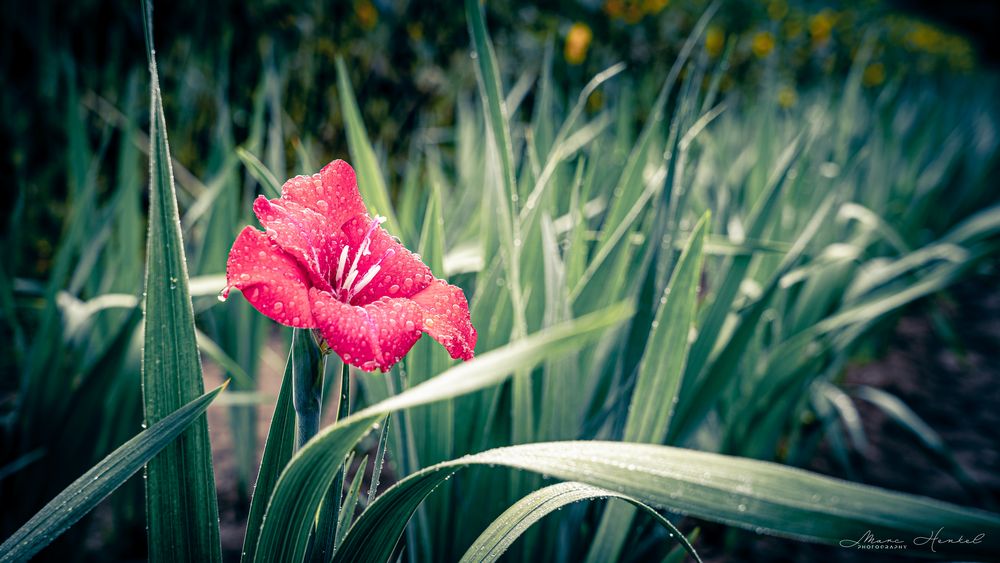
253, 302, 634, 562
0, 385, 225, 563
340, 441, 1000, 562
140, 3, 222, 560
458, 482, 701, 563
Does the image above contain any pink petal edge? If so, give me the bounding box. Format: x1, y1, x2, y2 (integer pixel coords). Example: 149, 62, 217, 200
225, 226, 316, 328
280, 160, 367, 231
410, 279, 477, 361
252, 195, 341, 291
310, 289, 425, 372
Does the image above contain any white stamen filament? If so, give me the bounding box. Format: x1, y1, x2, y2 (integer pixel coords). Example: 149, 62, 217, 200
335, 215, 391, 303
336, 245, 350, 286
349, 264, 381, 300
341, 269, 359, 291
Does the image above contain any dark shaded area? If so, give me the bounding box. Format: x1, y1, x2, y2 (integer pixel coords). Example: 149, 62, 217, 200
696, 264, 1000, 562
892, 0, 1000, 64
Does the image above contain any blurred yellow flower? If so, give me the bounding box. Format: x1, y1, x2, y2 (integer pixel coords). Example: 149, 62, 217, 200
642, 0, 669, 15
407, 23, 424, 41
906, 23, 945, 52
565, 22, 593, 65
778, 85, 797, 108
862, 62, 885, 87
604, 0, 663, 23
810, 9, 835, 45
604, 0, 625, 19
768, 0, 788, 21
706, 26, 725, 58
751, 31, 775, 58
355, 0, 378, 30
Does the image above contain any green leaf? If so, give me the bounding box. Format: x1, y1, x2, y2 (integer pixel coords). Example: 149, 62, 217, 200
365, 417, 391, 505
625, 212, 709, 442
334, 57, 400, 238
0, 385, 226, 563
339, 441, 1000, 563
458, 482, 701, 563
674, 136, 803, 428
670, 195, 834, 442
253, 302, 634, 562
236, 146, 282, 199
334, 455, 368, 551
241, 334, 298, 563
465, 0, 527, 335
586, 212, 708, 562
594, 2, 718, 259
139, 3, 222, 561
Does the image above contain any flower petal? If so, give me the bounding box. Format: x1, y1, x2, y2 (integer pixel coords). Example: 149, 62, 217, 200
225, 226, 315, 328
280, 160, 367, 230
410, 279, 477, 361
364, 297, 426, 371
252, 195, 341, 291
340, 214, 434, 305
310, 290, 425, 372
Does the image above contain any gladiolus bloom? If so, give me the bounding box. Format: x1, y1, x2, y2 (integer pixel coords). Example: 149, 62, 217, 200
222, 160, 477, 372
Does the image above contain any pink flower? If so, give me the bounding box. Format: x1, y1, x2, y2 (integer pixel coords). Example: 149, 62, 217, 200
222, 160, 477, 372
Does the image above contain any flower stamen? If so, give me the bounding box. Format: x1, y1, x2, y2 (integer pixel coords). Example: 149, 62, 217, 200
335, 215, 391, 302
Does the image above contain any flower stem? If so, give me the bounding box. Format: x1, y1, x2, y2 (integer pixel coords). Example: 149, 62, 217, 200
311, 361, 351, 561
292, 329, 325, 451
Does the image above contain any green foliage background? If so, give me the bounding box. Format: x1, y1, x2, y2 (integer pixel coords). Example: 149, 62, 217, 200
1, 0, 999, 561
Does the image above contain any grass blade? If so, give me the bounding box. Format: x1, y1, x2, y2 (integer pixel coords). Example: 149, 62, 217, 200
241, 333, 298, 563
334, 57, 400, 237
365, 416, 391, 505
253, 302, 634, 562
340, 441, 1000, 563
586, 212, 708, 562
140, 3, 222, 560
458, 482, 700, 563
0, 385, 226, 563
334, 455, 368, 551
236, 146, 282, 199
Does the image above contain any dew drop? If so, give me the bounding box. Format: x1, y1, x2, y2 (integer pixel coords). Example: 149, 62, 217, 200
388, 284, 400, 294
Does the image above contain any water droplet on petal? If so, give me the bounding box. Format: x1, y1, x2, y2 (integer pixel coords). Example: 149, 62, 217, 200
388, 284, 400, 294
